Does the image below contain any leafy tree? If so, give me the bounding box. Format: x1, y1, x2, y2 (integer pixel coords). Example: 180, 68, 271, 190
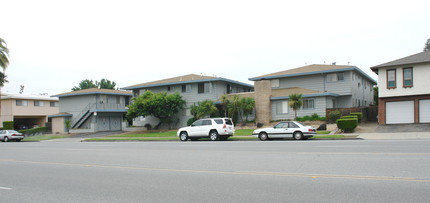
97, 79, 116, 89
288, 93, 303, 120
220, 94, 230, 117
72, 79, 98, 91
0, 38, 9, 73
191, 100, 218, 119
241, 97, 255, 123
72, 78, 117, 91
64, 119, 71, 134
228, 95, 242, 123
126, 91, 186, 129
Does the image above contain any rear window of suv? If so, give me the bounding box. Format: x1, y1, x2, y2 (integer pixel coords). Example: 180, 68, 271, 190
214, 119, 223, 124
224, 119, 233, 125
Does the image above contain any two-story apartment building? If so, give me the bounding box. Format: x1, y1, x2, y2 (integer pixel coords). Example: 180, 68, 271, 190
249, 64, 376, 124
51, 88, 132, 133
1, 93, 59, 129
122, 74, 254, 128
371, 51, 430, 124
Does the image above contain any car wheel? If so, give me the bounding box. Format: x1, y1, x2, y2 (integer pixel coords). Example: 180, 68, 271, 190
259, 132, 268, 141
209, 131, 219, 141
294, 132, 303, 140
4, 136, 9, 142
179, 132, 188, 141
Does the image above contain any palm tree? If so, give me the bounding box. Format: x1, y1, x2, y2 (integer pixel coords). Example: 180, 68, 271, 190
288, 93, 303, 120
220, 94, 230, 117
241, 97, 255, 124
0, 38, 10, 116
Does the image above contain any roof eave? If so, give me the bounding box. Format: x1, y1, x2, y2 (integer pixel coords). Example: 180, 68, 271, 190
122, 78, 253, 90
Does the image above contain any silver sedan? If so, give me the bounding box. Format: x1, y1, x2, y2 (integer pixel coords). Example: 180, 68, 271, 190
0, 130, 24, 142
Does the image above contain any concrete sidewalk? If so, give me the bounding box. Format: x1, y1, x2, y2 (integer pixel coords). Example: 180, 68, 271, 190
352, 132, 430, 140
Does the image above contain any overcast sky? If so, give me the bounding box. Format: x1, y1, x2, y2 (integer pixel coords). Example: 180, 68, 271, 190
2, 0, 430, 95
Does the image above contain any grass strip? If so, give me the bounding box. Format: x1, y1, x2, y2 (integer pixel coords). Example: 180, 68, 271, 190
23, 135, 68, 142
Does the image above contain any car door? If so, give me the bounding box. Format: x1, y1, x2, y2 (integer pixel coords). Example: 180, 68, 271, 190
269, 122, 289, 138
188, 120, 203, 136
284, 122, 298, 138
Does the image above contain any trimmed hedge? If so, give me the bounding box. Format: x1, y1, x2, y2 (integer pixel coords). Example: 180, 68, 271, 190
3, 121, 14, 130
296, 113, 326, 122
341, 115, 358, 120
350, 112, 363, 122
336, 118, 358, 132
19, 127, 48, 136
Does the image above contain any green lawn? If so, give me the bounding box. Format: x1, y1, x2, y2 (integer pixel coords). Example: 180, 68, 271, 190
317, 131, 331, 134
23, 135, 69, 142
110, 131, 177, 138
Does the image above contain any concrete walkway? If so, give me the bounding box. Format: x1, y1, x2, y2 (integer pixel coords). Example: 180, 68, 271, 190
356, 132, 430, 140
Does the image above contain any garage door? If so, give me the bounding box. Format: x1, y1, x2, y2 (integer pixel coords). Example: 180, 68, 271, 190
386, 101, 414, 124
97, 116, 122, 131
419, 99, 430, 123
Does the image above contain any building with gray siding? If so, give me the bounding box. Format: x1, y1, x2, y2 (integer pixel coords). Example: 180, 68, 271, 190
122, 74, 254, 128
51, 88, 132, 133
249, 64, 376, 124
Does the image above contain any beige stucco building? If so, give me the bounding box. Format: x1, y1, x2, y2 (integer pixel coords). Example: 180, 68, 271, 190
1, 93, 59, 129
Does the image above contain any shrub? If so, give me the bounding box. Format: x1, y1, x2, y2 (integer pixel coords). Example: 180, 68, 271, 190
19, 127, 48, 136
296, 114, 325, 122
341, 115, 358, 119
350, 112, 363, 122
336, 118, 358, 132
328, 111, 340, 123
187, 117, 197, 126
3, 121, 14, 130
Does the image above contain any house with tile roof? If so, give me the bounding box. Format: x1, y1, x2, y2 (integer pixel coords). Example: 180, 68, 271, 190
50, 88, 132, 133
371, 51, 430, 124
248, 64, 377, 124
122, 74, 254, 128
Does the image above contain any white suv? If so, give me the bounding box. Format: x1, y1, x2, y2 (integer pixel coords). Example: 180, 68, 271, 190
177, 118, 235, 141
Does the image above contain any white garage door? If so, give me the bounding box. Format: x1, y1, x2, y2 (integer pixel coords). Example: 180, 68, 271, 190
386, 101, 414, 124
419, 99, 430, 123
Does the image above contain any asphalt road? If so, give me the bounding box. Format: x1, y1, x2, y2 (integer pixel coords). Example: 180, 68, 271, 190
1, 140, 429, 202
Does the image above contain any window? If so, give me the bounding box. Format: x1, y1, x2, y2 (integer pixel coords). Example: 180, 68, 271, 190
167, 86, 173, 91
16, 100, 28, 106
288, 122, 299, 128
276, 101, 289, 114
327, 72, 344, 82
387, 69, 396, 88
302, 99, 315, 109
271, 79, 280, 88
198, 83, 210, 94
202, 120, 212, 125
181, 84, 191, 93
403, 67, 413, 87
50, 101, 59, 107
226, 84, 231, 94
214, 119, 223, 124
34, 101, 44, 107
192, 120, 203, 126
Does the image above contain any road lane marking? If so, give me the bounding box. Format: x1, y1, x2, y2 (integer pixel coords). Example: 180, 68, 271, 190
1, 158, 429, 183
0, 187, 12, 190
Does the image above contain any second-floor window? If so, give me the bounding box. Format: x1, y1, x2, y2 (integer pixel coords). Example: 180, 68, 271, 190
403, 67, 413, 87
327, 72, 344, 82
16, 100, 28, 106
182, 84, 191, 93
34, 101, 45, 107
50, 101, 59, 107
387, 69, 396, 89
271, 79, 280, 88
198, 83, 210, 94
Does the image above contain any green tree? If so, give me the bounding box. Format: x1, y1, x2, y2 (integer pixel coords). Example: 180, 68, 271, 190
126, 91, 186, 129
191, 100, 218, 119
72, 79, 98, 91
64, 119, 71, 134
228, 95, 242, 123
241, 97, 255, 123
220, 94, 230, 117
97, 78, 116, 89
0, 38, 9, 87
424, 37, 430, 52
288, 93, 303, 120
